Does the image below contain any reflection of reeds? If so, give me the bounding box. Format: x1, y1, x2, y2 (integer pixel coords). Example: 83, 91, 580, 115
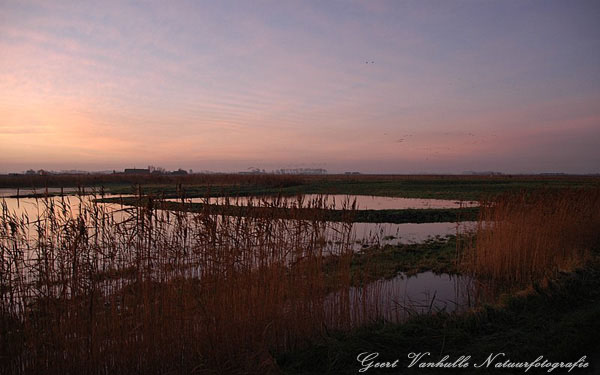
0, 191, 359, 374
461, 188, 600, 289
324, 272, 475, 329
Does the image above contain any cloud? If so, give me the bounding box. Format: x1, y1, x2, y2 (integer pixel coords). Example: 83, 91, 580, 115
1, 0, 599, 173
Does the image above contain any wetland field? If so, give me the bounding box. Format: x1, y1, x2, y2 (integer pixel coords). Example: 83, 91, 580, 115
1, 174, 600, 374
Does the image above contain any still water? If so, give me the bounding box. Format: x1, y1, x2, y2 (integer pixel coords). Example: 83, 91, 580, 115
1, 193, 479, 321
325, 271, 475, 326
166, 194, 478, 209
1, 195, 474, 246
0, 187, 80, 197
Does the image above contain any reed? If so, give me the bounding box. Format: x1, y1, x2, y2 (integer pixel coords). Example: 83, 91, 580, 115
0, 191, 384, 374
461, 188, 600, 288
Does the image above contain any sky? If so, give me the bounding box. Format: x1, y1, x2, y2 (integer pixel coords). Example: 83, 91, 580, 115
1, 0, 599, 174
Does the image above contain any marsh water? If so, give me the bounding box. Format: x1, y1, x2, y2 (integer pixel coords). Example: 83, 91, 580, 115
1, 191, 478, 322
1, 194, 475, 246
352, 221, 475, 247
325, 271, 475, 326
1, 194, 132, 220
0, 187, 80, 197
166, 194, 478, 210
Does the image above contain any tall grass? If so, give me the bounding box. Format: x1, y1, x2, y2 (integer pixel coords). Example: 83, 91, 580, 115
0, 191, 364, 374
461, 188, 600, 288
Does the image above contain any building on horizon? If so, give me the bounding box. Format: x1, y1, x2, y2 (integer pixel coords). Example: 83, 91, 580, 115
123, 168, 150, 175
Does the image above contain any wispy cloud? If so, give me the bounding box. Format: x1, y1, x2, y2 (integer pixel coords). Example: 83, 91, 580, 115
1, 0, 599, 173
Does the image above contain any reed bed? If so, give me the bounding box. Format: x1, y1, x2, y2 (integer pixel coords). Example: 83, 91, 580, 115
461, 188, 600, 288
0, 191, 405, 374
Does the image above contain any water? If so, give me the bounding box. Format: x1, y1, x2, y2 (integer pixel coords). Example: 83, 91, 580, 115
1, 195, 475, 250
0, 187, 80, 198
1, 194, 132, 219
326, 271, 475, 326
166, 194, 478, 210
1, 194, 479, 324
164, 194, 477, 246
351, 221, 475, 248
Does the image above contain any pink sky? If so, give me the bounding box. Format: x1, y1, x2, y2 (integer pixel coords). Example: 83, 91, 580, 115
1, 0, 599, 173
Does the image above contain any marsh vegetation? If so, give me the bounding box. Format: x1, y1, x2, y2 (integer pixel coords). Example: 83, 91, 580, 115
1, 175, 599, 374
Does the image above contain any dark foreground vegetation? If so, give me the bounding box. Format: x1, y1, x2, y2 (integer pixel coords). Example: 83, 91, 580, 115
278, 262, 600, 374
279, 188, 600, 374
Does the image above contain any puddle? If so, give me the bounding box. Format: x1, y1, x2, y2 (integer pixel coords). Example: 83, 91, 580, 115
351, 221, 475, 248
325, 271, 475, 327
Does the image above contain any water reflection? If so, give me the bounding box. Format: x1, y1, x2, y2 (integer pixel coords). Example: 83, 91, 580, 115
1, 194, 481, 327
0, 187, 80, 198
326, 272, 475, 327
2, 195, 475, 250
1, 194, 131, 219
352, 221, 475, 248
167, 194, 478, 210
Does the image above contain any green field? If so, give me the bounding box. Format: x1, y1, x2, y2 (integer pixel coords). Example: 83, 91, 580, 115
105, 175, 600, 200
3, 173, 600, 200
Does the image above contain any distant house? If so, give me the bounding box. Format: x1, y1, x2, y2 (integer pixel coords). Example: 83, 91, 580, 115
124, 168, 150, 175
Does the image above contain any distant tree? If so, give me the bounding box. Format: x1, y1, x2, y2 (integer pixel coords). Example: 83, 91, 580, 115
148, 165, 166, 174
170, 168, 188, 175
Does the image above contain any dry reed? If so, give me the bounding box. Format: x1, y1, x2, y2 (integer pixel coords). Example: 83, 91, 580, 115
0, 191, 377, 374
461, 188, 600, 288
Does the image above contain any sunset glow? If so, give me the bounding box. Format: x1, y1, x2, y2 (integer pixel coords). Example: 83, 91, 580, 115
1, 0, 599, 173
